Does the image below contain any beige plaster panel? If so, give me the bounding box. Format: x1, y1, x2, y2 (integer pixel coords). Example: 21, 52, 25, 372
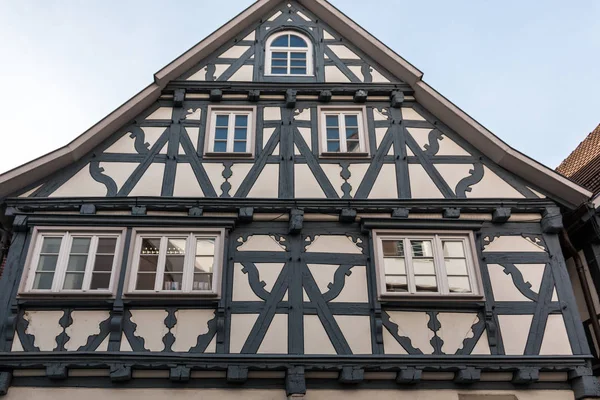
295, 108, 311, 121
375, 127, 388, 151
263, 127, 277, 149
297, 10, 311, 21
263, 107, 281, 121
332, 265, 369, 303
272, 143, 280, 156
307, 264, 339, 294
320, 163, 345, 198
173, 163, 205, 197
50, 166, 107, 197
370, 68, 391, 83
229, 314, 258, 353
305, 390, 575, 400
187, 66, 207, 81
471, 330, 492, 355
104, 133, 138, 154
305, 235, 363, 254
255, 263, 286, 293
437, 135, 470, 156
243, 31, 255, 41
204, 163, 226, 196
323, 29, 335, 40
540, 315, 572, 355
437, 312, 479, 354
233, 262, 263, 302
65, 311, 110, 351
298, 126, 312, 149
171, 310, 215, 352
257, 313, 287, 354
100, 162, 138, 192
528, 186, 547, 198
185, 108, 202, 121
128, 163, 165, 196
183, 127, 200, 154
219, 45, 250, 59
468, 166, 525, 198
437, 164, 476, 195
349, 65, 364, 82
129, 310, 169, 352
141, 127, 169, 154
402, 107, 426, 121
228, 163, 252, 195
345, 164, 368, 197
229, 65, 254, 82
488, 263, 533, 302
248, 164, 279, 198
146, 107, 173, 120
334, 315, 372, 354
407, 127, 432, 152
4, 388, 287, 400
268, 10, 282, 21
11, 334, 24, 352
386, 311, 434, 354
369, 164, 397, 198
325, 65, 351, 83
373, 109, 388, 121
213, 64, 229, 80
295, 164, 326, 198
304, 315, 336, 354
498, 314, 533, 355
328, 44, 360, 59
237, 235, 286, 252
382, 326, 407, 354
408, 164, 444, 198
483, 236, 546, 252
24, 310, 63, 351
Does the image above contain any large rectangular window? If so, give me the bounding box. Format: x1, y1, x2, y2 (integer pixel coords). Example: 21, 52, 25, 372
373, 231, 481, 297
206, 107, 255, 156
128, 230, 224, 296
22, 230, 123, 294
319, 107, 368, 155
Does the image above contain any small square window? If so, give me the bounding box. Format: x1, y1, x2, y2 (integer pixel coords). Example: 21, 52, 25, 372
127, 230, 224, 296
319, 107, 368, 156
205, 107, 255, 157
373, 231, 481, 298
22, 229, 124, 295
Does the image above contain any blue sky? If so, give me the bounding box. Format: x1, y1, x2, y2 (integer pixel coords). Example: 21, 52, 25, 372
0, 0, 598, 174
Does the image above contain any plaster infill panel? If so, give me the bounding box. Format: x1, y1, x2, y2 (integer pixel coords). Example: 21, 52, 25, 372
304, 315, 336, 355
385, 311, 434, 354
24, 311, 64, 351
408, 164, 444, 199
305, 235, 362, 254
232, 262, 264, 302
334, 315, 372, 354
497, 314, 533, 355
229, 65, 254, 82
128, 163, 165, 196
468, 166, 525, 199
257, 313, 287, 354
129, 310, 169, 352
171, 310, 215, 352
173, 163, 205, 197
248, 164, 279, 198
295, 164, 326, 198
539, 314, 572, 355
325, 65, 351, 83
49, 166, 107, 197
483, 236, 546, 253
229, 314, 259, 354
436, 313, 479, 354
488, 264, 534, 302
237, 235, 286, 252
65, 311, 110, 351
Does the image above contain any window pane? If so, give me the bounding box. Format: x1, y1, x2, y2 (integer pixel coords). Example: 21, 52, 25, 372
63, 273, 84, 290
325, 115, 339, 127
235, 115, 248, 127
93, 255, 114, 272
163, 273, 183, 291
345, 115, 358, 127
413, 259, 435, 275
195, 256, 214, 273
196, 239, 215, 255
136, 273, 156, 290
272, 51, 287, 59
215, 127, 228, 140
90, 273, 111, 290
36, 255, 58, 272
271, 67, 287, 75
326, 128, 339, 139
411, 240, 433, 257
448, 276, 471, 293
382, 240, 404, 257
33, 273, 54, 290
71, 238, 91, 254
213, 141, 227, 152
290, 60, 306, 67
443, 241, 465, 258
346, 127, 359, 140
445, 258, 468, 276
193, 273, 213, 291
347, 140, 360, 153
272, 59, 287, 67
97, 238, 117, 254
291, 52, 306, 59
215, 115, 229, 127
327, 141, 340, 152
290, 68, 306, 75
165, 256, 185, 273
272, 36, 289, 47
414, 275, 438, 292
386, 275, 408, 292
383, 257, 405, 275
66, 255, 88, 272
41, 237, 62, 254
290, 35, 307, 47
233, 141, 247, 153
141, 238, 161, 254
234, 128, 247, 140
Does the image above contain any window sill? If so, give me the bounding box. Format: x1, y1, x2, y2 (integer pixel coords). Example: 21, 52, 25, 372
123, 292, 220, 299
379, 293, 484, 302
18, 292, 115, 299
203, 152, 254, 159
320, 152, 370, 159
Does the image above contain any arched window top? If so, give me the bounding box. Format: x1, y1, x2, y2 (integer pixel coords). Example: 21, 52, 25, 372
266, 31, 313, 76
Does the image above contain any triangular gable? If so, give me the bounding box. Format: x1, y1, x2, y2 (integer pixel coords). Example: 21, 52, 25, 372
0, 0, 591, 207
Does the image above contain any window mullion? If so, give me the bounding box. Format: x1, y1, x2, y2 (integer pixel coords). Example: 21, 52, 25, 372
287, 50, 291, 74
226, 113, 235, 153
129, 236, 142, 292
434, 235, 449, 295
81, 236, 98, 291
109, 235, 121, 292
464, 238, 478, 295
183, 234, 194, 293
156, 237, 168, 292
404, 238, 416, 294
53, 233, 71, 292
358, 112, 366, 152
339, 114, 347, 152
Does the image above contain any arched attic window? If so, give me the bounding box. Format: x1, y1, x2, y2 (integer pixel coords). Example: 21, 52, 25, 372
265, 31, 313, 76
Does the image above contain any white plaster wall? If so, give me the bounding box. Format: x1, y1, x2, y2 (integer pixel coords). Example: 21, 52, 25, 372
173, 163, 205, 197
307, 264, 339, 294
184, 126, 200, 153
146, 107, 173, 120
101, 162, 138, 192
483, 236, 546, 252
50, 166, 107, 197
129, 310, 169, 352
488, 264, 534, 302
369, 164, 397, 198
497, 314, 533, 355
304, 390, 575, 400
17, 184, 42, 198
331, 265, 369, 303
141, 127, 169, 154
304, 315, 336, 354
305, 235, 362, 254
219, 45, 250, 59
255, 263, 286, 293
347, 164, 369, 197
237, 235, 286, 252
382, 327, 408, 354
187, 66, 208, 81
437, 135, 470, 156
407, 128, 432, 151
204, 163, 226, 196
295, 164, 326, 198
65, 311, 109, 351
320, 163, 345, 198
385, 311, 434, 354
227, 164, 252, 196
104, 133, 138, 154
370, 68, 391, 83
248, 164, 279, 198
402, 108, 426, 121
539, 315, 572, 355
229, 314, 258, 353
436, 164, 475, 195
24, 311, 63, 351
232, 262, 262, 302
328, 45, 360, 59
263, 107, 281, 121
408, 164, 444, 198
295, 109, 311, 121
185, 109, 202, 121
325, 65, 351, 83
229, 65, 254, 82
468, 166, 525, 198
128, 163, 165, 196
334, 315, 372, 354
171, 310, 215, 352
349, 65, 364, 82
257, 314, 287, 354
213, 64, 229, 80
436, 313, 479, 354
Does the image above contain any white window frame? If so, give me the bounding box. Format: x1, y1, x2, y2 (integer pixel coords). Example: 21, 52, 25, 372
126, 228, 225, 297
265, 30, 314, 76
318, 106, 369, 156
205, 106, 256, 157
372, 230, 482, 299
20, 227, 125, 295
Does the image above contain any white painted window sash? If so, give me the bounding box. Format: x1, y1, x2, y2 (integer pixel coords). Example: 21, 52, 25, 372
208, 110, 253, 154
265, 31, 313, 76
320, 110, 367, 153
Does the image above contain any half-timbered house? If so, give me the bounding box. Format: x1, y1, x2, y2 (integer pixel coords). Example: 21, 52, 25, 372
0, 1, 598, 399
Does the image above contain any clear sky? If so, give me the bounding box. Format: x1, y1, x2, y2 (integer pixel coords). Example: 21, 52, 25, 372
0, 0, 598, 175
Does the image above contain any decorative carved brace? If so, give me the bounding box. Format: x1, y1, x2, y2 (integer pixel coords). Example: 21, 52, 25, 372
390, 91, 404, 108
396, 367, 422, 384
216, 307, 225, 345
109, 364, 132, 382
443, 208, 461, 219
484, 310, 498, 349
340, 208, 357, 223
512, 367, 539, 384
248, 90, 260, 102
189, 206, 204, 217
227, 366, 248, 383
492, 207, 511, 223
170, 365, 191, 382
131, 206, 147, 216
289, 209, 304, 235
238, 207, 254, 223
339, 366, 364, 384
354, 90, 368, 103
454, 367, 481, 383
392, 208, 409, 218
286, 366, 306, 396
374, 310, 384, 345
46, 364, 68, 380
80, 204, 97, 215
210, 89, 223, 102
286, 89, 297, 108
173, 89, 185, 107
319, 90, 332, 102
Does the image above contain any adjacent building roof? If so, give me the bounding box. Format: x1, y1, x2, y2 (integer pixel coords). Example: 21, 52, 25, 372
557, 123, 600, 196
0, 0, 592, 208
